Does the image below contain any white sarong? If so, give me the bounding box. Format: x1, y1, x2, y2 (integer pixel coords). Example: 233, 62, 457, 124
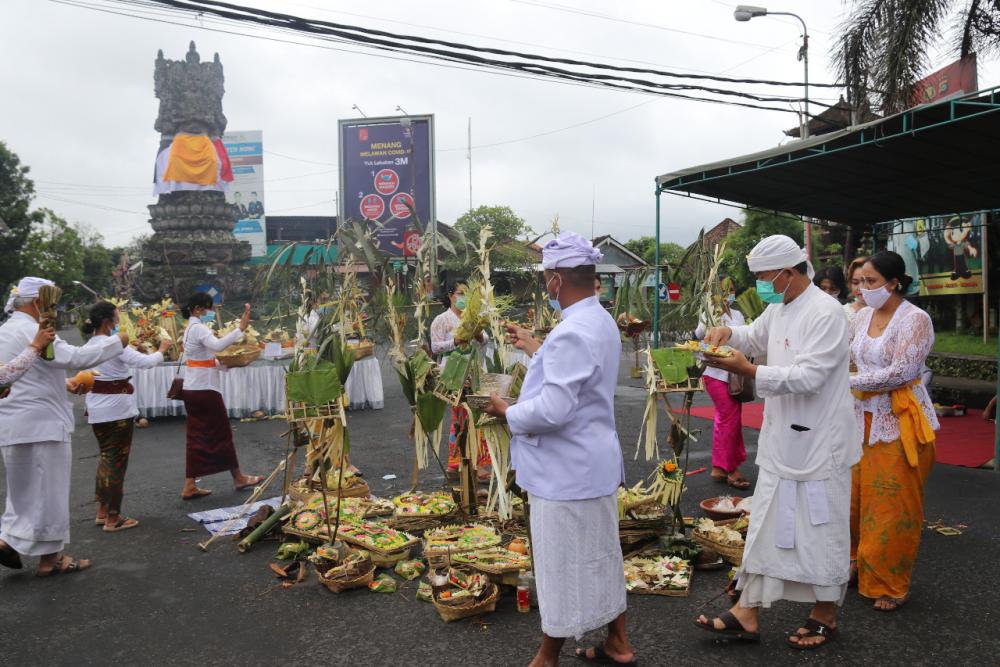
529, 493, 627, 638
736, 466, 852, 608
1, 440, 72, 556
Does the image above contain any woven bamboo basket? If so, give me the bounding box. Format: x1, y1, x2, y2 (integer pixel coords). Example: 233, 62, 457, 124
216, 345, 262, 368
655, 376, 704, 394
369, 547, 411, 568
317, 558, 375, 593
692, 521, 744, 567
629, 571, 693, 597
433, 583, 500, 623
285, 400, 344, 424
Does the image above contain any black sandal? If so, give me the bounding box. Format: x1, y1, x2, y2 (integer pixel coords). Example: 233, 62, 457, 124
0, 543, 23, 570
694, 610, 760, 642
787, 618, 838, 650
574, 645, 637, 666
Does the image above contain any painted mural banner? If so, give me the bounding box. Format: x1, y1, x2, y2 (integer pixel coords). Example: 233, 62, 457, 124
885, 212, 986, 296
223, 130, 267, 257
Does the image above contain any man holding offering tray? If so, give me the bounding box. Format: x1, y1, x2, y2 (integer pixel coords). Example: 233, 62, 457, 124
485, 232, 636, 667
694, 235, 860, 651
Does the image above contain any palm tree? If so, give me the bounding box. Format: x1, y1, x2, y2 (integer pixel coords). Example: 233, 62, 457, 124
836, 0, 1000, 112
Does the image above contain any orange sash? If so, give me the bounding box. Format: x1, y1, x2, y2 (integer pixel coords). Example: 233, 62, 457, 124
852, 379, 935, 467
186, 359, 216, 368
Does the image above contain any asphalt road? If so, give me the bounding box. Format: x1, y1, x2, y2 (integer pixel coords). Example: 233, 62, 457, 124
1, 340, 999, 666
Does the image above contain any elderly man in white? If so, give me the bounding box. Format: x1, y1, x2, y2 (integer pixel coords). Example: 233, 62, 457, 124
694, 236, 860, 651
486, 232, 636, 667
0, 277, 128, 577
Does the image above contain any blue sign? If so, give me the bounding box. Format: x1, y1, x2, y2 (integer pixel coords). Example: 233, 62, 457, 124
657, 282, 667, 301
339, 116, 435, 257
194, 283, 223, 305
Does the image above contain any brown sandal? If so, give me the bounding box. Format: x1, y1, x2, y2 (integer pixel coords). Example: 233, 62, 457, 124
727, 474, 751, 490
103, 516, 139, 532
181, 487, 213, 500
234, 475, 264, 491
36, 554, 91, 578
787, 618, 838, 650
874, 594, 909, 611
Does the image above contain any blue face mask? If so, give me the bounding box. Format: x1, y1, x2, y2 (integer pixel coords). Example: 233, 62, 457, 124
756, 272, 788, 304
201, 310, 217, 323
110, 325, 120, 335
546, 275, 562, 313
454, 296, 468, 311
726, 294, 736, 304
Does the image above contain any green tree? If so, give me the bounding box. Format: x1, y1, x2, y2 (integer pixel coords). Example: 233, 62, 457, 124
623, 237, 686, 266
720, 209, 804, 290
450, 205, 534, 271
837, 1, 999, 112
79, 225, 115, 297
21, 211, 86, 296
0, 141, 44, 291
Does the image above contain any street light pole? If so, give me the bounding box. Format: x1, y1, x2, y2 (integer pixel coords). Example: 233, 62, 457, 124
72, 280, 99, 301
734, 5, 809, 138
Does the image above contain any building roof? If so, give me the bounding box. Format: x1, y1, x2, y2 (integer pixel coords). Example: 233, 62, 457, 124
657, 87, 1000, 226
592, 235, 646, 266
784, 96, 881, 138
247, 243, 338, 266
266, 216, 337, 243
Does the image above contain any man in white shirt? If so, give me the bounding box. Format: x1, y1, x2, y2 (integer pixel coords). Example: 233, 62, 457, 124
486, 232, 636, 667
0, 277, 128, 576
694, 236, 860, 651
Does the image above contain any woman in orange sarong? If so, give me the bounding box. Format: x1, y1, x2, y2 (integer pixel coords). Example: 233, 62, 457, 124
848, 251, 938, 611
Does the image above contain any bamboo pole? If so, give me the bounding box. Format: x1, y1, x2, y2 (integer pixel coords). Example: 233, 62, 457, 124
198, 454, 290, 552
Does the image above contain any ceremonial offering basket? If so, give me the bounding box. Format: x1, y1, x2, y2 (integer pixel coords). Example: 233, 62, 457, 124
692, 519, 745, 567
317, 558, 375, 593
348, 340, 374, 360
432, 583, 500, 623
216, 346, 261, 368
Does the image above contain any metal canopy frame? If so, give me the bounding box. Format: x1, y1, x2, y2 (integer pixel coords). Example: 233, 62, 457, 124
651, 86, 1000, 472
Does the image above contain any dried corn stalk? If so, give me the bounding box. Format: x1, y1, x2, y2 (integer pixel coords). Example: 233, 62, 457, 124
635, 348, 660, 461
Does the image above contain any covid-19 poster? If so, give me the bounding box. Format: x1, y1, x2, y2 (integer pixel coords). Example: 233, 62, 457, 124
338, 116, 435, 257
222, 130, 267, 257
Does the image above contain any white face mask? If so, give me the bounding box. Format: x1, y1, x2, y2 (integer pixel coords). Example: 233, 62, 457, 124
861, 283, 893, 310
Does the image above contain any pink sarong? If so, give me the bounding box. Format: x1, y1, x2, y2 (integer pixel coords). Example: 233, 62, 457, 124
704, 376, 746, 473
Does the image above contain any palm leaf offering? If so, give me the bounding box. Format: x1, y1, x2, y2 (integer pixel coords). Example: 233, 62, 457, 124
650, 348, 693, 385
735, 287, 766, 322
37, 284, 62, 361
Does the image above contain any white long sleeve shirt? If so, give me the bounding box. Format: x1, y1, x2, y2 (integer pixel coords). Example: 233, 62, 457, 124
727, 284, 861, 481
430, 309, 461, 356
506, 296, 625, 501
181, 316, 244, 393
83, 335, 164, 424
0, 311, 124, 445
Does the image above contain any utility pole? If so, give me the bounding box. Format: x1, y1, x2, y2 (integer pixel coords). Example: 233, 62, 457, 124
591, 184, 596, 240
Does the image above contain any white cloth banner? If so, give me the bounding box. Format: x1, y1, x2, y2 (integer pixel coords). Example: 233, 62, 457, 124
133, 356, 384, 418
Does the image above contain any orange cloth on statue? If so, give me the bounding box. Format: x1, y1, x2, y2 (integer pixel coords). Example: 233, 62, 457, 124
163, 134, 220, 185
850, 411, 935, 600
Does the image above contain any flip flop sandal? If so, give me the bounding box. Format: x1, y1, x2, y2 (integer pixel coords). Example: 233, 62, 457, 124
573, 645, 638, 666
94, 516, 107, 526
36, 555, 91, 578
235, 475, 264, 491
0, 544, 23, 570
787, 618, 838, 650
694, 610, 760, 642
726, 476, 751, 490
103, 517, 139, 532
181, 488, 213, 500
874, 594, 909, 611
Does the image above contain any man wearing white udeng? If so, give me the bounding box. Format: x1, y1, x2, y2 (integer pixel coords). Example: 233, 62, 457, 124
0, 277, 128, 577
694, 235, 860, 651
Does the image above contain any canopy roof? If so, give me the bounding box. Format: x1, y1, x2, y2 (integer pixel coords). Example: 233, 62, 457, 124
656, 87, 1000, 226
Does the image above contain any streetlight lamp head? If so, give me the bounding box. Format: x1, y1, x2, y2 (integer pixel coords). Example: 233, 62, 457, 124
734, 5, 768, 21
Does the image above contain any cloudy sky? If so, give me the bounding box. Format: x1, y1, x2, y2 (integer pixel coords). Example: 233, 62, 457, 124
4, 0, 996, 249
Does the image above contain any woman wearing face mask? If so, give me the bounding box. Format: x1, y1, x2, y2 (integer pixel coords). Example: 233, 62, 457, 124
843, 256, 869, 324
848, 250, 938, 612
178, 293, 262, 500
695, 277, 749, 490
430, 281, 491, 479
81, 301, 171, 532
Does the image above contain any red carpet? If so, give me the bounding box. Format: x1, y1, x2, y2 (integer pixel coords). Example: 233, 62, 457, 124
684, 405, 995, 468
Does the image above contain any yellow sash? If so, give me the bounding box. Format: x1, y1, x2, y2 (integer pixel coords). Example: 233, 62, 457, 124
852, 379, 934, 467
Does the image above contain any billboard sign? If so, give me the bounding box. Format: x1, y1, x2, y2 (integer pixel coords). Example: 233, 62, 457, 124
885, 212, 986, 296
910, 55, 978, 108
338, 115, 435, 257
222, 130, 267, 257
